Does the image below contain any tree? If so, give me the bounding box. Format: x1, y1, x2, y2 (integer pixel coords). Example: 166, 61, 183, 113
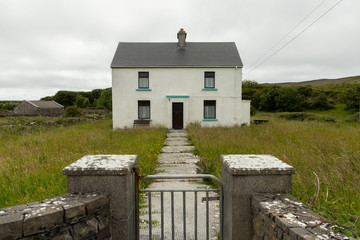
341, 86, 360, 111
296, 86, 313, 98
41, 96, 54, 101
310, 93, 334, 110
242, 80, 268, 110
74, 95, 90, 108
259, 86, 303, 112
90, 89, 102, 106
95, 88, 112, 110
259, 86, 280, 111
53, 91, 78, 107
242, 80, 260, 88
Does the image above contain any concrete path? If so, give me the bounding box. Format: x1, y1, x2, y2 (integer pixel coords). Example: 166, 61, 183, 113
139, 130, 220, 239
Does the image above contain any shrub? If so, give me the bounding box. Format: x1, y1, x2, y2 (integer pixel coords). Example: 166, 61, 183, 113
63, 106, 83, 117
0, 103, 17, 110
310, 93, 334, 110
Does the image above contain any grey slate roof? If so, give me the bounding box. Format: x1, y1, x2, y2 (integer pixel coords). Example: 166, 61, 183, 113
27, 100, 64, 108
111, 42, 243, 68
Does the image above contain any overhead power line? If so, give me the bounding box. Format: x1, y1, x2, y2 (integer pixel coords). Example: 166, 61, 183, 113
246, 0, 329, 72
244, 0, 344, 77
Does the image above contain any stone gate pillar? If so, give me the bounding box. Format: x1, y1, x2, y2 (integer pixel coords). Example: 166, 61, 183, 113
63, 155, 138, 240
221, 155, 295, 240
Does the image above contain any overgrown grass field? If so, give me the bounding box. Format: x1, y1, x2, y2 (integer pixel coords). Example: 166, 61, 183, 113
187, 118, 360, 236
0, 118, 167, 208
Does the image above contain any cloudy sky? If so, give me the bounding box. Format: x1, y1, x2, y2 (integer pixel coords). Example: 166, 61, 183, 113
0, 0, 359, 100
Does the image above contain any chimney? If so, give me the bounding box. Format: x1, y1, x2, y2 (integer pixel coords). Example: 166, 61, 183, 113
177, 28, 187, 48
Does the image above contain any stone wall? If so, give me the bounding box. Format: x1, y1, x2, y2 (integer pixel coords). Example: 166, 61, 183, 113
0, 193, 110, 240
80, 109, 112, 115
0, 110, 15, 117
252, 193, 347, 240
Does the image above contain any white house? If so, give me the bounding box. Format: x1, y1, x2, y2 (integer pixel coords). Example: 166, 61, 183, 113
111, 29, 250, 129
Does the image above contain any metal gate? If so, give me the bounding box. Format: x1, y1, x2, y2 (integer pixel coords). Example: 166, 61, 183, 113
135, 174, 223, 240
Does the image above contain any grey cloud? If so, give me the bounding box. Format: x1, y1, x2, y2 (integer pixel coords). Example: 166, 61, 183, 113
0, 0, 359, 100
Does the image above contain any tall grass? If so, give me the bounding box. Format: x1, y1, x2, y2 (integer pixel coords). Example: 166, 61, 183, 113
0, 119, 167, 208
187, 121, 360, 236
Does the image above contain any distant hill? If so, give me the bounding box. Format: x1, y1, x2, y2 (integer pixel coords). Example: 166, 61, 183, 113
266, 75, 360, 86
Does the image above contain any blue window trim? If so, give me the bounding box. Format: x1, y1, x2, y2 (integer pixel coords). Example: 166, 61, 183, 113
137, 118, 152, 121
202, 88, 218, 91
202, 118, 218, 121
136, 88, 152, 91
166, 95, 190, 98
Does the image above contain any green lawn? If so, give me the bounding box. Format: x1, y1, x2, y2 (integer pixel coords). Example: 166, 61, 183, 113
187, 118, 360, 237
0, 118, 167, 207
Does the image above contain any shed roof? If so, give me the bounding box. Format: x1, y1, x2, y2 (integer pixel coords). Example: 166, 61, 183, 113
27, 100, 64, 108
111, 42, 243, 68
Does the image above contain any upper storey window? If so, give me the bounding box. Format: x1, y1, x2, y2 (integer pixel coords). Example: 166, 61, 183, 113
204, 72, 215, 88
138, 72, 149, 89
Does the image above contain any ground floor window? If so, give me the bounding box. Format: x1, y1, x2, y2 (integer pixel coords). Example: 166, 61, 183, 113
138, 100, 150, 119
204, 100, 216, 119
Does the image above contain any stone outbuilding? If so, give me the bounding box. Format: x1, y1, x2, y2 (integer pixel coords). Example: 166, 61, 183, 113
14, 100, 65, 117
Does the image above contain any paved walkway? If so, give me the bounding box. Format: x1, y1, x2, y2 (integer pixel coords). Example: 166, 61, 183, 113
139, 129, 220, 239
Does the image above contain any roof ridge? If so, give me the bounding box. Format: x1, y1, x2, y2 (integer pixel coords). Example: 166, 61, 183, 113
111, 42, 243, 68
26, 100, 39, 108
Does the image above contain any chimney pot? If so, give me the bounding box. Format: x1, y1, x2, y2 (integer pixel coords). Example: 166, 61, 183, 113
177, 28, 187, 48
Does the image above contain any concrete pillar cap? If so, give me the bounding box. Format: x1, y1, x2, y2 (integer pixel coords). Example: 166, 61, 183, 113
63, 155, 138, 176
221, 154, 295, 175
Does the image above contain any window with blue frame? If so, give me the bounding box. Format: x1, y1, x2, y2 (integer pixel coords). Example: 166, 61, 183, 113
138, 100, 150, 119
138, 72, 149, 89
204, 100, 216, 119
204, 72, 215, 88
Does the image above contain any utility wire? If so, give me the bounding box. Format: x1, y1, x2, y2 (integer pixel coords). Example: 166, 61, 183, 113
246, 0, 329, 72
244, 0, 343, 77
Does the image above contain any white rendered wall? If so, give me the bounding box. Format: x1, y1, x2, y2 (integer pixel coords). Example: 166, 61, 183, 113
112, 67, 249, 129
241, 100, 251, 125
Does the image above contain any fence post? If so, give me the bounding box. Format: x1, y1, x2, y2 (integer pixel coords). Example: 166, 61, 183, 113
221, 154, 295, 240
63, 155, 138, 240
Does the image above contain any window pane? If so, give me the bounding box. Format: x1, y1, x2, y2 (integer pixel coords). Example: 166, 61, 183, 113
139, 72, 149, 78
139, 78, 149, 88
205, 78, 215, 88
205, 72, 215, 78
139, 106, 150, 119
